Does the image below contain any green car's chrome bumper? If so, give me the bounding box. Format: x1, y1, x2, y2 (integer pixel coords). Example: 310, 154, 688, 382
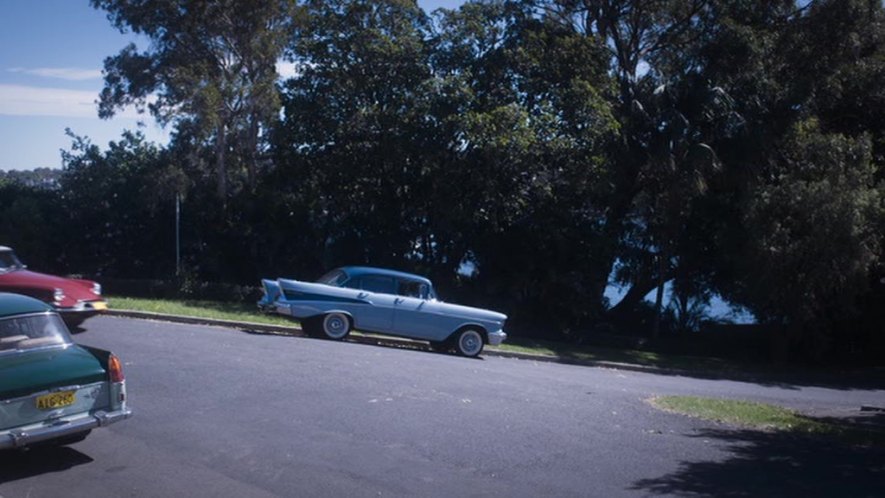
0, 407, 132, 450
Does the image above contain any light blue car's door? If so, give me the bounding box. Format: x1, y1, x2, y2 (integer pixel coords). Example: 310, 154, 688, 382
391, 281, 451, 341
349, 275, 397, 332
391, 296, 443, 340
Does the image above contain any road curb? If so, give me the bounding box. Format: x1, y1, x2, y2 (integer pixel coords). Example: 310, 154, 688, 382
104, 309, 684, 375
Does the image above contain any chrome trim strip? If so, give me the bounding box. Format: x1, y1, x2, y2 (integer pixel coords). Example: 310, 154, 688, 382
0, 342, 73, 357
0, 310, 57, 321
487, 330, 507, 346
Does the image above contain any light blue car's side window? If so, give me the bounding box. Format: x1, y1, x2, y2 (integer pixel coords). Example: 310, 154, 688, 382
398, 280, 429, 299
360, 275, 396, 295
316, 269, 348, 286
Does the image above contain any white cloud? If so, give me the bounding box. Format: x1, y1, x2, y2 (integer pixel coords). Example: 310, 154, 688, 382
8, 67, 102, 81
0, 84, 144, 119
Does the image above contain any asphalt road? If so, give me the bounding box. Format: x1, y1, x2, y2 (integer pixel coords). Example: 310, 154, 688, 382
2, 316, 883, 497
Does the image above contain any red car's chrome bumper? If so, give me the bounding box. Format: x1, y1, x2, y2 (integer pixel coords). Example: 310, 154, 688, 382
56, 300, 108, 326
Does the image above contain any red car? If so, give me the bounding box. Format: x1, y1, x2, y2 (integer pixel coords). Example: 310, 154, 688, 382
0, 246, 107, 327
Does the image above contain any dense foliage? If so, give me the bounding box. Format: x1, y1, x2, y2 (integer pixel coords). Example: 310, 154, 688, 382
2, 0, 884, 360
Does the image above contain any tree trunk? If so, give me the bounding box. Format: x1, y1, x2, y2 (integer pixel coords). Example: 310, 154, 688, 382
587, 165, 639, 313
606, 271, 656, 319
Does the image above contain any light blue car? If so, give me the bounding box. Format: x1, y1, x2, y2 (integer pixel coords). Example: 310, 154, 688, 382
258, 266, 507, 357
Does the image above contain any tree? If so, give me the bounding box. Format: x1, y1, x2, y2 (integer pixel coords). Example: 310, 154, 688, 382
654, 0, 885, 357
92, 0, 297, 200
706, 0, 885, 359
0, 183, 62, 272
428, 1, 617, 331
533, 0, 737, 334
273, 0, 435, 272
59, 131, 175, 278
731, 122, 884, 358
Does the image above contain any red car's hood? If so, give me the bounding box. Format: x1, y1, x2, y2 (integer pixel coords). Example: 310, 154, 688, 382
0, 269, 95, 300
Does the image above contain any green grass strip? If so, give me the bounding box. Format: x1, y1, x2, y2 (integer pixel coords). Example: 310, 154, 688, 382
651, 395, 885, 446
108, 295, 298, 328
652, 395, 827, 432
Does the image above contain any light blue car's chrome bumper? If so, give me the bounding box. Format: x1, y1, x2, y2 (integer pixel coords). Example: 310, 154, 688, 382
0, 407, 132, 450
487, 330, 507, 346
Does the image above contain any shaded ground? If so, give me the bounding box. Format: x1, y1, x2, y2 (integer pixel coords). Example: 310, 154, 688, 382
633, 422, 885, 497
0, 446, 94, 484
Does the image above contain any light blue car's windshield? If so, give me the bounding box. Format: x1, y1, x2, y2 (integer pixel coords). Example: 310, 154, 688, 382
0, 313, 72, 353
316, 269, 348, 287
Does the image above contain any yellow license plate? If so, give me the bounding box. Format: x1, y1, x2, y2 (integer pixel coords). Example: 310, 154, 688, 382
36, 391, 76, 410
92, 302, 108, 311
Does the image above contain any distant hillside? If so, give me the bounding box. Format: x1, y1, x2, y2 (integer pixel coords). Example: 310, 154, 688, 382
0, 168, 62, 189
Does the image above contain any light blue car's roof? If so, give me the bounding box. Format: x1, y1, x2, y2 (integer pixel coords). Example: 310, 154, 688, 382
338, 266, 432, 285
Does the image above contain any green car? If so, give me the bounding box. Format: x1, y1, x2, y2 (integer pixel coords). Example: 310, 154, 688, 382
0, 293, 131, 450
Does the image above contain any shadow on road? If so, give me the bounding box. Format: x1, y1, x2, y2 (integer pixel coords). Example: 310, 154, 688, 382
631, 414, 885, 496
0, 446, 93, 484
67, 325, 88, 335
242, 325, 490, 360
635, 366, 885, 392
494, 339, 885, 392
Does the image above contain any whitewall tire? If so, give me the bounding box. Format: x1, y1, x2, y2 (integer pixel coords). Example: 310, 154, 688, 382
321, 312, 351, 340
455, 329, 484, 357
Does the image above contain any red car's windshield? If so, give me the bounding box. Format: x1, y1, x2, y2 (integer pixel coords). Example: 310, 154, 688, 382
0, 250, 24, 274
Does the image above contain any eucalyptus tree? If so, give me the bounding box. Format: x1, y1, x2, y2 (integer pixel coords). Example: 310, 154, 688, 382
91, 0, 298, 200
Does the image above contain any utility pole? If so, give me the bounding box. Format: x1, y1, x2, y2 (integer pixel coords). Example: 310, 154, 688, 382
175, 193, 181, 276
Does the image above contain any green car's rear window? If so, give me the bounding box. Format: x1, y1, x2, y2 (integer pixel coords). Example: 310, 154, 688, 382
0, 314, 72, 352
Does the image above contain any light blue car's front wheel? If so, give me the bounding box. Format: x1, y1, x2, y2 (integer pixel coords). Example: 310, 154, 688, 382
455, 328, 484, 357
321, 312, 352, 340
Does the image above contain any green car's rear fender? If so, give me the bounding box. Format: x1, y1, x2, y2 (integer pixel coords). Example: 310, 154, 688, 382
0, 345, 107, 400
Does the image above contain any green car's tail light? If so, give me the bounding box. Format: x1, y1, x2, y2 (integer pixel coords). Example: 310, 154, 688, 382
108, 354, 125, 383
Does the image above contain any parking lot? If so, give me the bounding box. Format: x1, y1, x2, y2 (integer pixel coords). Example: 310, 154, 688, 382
2, 316, 883, 497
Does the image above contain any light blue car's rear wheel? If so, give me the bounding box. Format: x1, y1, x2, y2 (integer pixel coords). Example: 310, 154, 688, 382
322, 312, 351, 340
455, 328, 484, 357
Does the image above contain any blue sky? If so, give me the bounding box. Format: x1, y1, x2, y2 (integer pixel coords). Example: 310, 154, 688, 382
0, 0, 465, 171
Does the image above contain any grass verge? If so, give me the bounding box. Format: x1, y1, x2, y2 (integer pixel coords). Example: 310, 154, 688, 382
108, 295, 298, 328
650, 395, 885, 446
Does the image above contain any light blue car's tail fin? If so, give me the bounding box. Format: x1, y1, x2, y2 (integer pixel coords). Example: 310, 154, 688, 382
257, 279, 281, 311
